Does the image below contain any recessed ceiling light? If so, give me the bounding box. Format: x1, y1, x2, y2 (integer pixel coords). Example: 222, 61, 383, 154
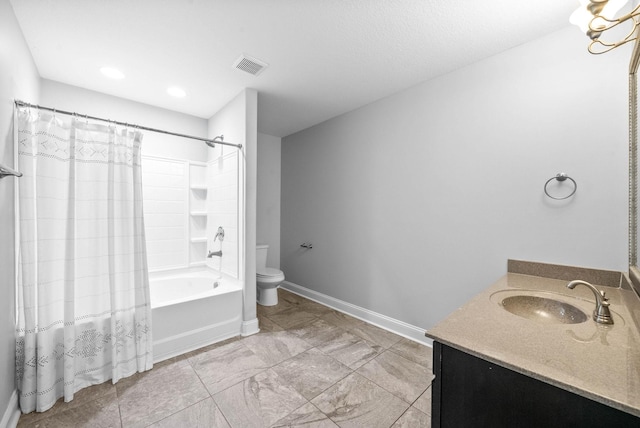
167, 86, 186, 98
100, 67, 125, 79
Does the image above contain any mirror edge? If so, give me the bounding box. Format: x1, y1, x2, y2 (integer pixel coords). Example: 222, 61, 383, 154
630, 28, 640, 294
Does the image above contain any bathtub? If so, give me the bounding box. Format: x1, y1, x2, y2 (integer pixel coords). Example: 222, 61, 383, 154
149, 267, 243, 362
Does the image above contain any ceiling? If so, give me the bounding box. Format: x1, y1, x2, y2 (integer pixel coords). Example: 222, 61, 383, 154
10, 0, 577, 138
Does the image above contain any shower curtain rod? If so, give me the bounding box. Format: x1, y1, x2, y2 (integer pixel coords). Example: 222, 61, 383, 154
13, 100, 243, 149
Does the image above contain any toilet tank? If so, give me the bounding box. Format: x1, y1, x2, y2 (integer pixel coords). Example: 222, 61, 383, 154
256, 244, 269, 272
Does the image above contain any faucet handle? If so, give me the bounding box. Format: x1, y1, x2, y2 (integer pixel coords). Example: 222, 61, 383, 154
214, 226, 225, 242
594, 291, 613, 324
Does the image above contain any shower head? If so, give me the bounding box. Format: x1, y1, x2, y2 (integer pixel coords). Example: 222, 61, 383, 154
205, 135, 225, 148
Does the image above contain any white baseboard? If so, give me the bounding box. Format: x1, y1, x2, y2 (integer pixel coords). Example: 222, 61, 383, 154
1, 390, 21, 428
241, 318, 260, 336
281, 281, 432, 347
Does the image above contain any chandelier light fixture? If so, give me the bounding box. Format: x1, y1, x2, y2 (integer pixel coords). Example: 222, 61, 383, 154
570, 0, 640, 54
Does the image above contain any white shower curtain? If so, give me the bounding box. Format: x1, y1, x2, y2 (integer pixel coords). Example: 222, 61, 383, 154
15, 107, 153, 413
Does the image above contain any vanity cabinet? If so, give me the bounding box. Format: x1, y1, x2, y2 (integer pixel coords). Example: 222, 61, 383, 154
431, 341, 640, 428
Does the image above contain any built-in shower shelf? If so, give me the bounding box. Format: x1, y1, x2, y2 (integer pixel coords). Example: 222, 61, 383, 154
190, 237, 207, 243
190, 185, 207, 191
190, 211, 207, 217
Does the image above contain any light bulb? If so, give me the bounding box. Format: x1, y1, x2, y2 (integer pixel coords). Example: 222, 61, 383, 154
570, 3, 593, 33
570, 0, 629, 34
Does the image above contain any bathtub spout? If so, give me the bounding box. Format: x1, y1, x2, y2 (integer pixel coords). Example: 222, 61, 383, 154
207, 250, 222, 258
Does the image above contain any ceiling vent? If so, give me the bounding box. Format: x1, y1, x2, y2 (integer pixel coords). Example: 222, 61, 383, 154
233, 54, 268, 76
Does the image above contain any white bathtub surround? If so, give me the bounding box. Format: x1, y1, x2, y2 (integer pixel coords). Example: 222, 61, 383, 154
142, 156, 189, 270
15, 107, 153, 414
206, 150, 240, 277
142, 156, 221, 272
281, 281, 431, 346
150, 267, 243, 362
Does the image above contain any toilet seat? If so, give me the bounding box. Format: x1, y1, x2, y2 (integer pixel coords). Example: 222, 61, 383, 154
257, 270, 285, 285
257, 267, 284, 278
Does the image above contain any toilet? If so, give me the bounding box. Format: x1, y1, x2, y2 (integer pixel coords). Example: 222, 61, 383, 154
256, 244, 285, 306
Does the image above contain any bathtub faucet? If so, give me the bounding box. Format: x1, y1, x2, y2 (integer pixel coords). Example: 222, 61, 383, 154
207, 250, 222, 258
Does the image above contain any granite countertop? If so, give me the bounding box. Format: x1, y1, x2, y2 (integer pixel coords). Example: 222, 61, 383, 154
426, 272, 640, 417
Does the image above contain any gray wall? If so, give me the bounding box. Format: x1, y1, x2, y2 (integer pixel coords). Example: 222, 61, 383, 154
281, 26, 629, 331
0, 0, 40, 423
257, 132, 282, 269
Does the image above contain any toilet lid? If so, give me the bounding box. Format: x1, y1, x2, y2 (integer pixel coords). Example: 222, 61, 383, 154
257, 267, 284, 277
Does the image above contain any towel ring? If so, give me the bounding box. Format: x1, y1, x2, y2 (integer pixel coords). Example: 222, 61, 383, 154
544, 173, 577, 200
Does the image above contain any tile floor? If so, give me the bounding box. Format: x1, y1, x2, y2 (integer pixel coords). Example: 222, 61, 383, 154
17, 289, 434, 427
